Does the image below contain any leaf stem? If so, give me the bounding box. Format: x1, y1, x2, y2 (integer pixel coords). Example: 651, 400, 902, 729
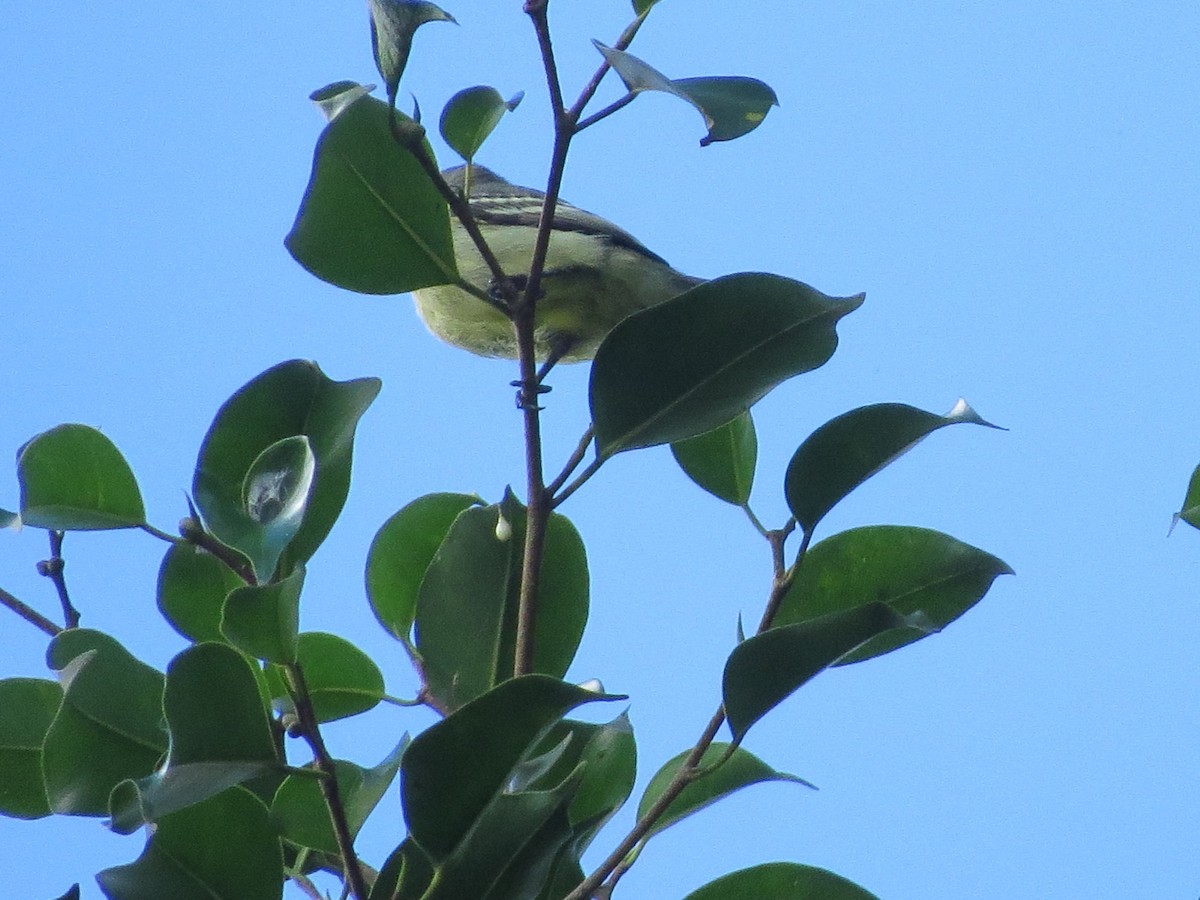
547, 426, 595, 497
575, 92, 637, 132
179, 517, 258, 586
0, 585, 61, 637
551, 456, 603, 509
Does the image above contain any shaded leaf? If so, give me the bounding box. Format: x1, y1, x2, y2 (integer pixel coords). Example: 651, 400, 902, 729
367, 0, 456, 108
0, 678, 63, 818
286, 86, 456, 295
440, 85, 523, 162
785, 400, 1000, 534
671, 411, 757, 505
268, 632, 385, 723
777, 526, 1013, 663
684, 862, 879, 900
638, 743, 813, 840
724, 603, 926, 742
371, 838, 434, 900
1174, 461, 1200, 532
591, 275, 863, 457
97, 788, 283, 900
157, 542, 243, 644
221, 566, 305, 664
366, 492, 481, 640
0, 507, 18, 529
17, 424, 144, 530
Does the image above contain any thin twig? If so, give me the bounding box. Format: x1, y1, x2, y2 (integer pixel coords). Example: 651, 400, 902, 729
574, 92, 637, 132
551, 456, 604, 509
547, 426, 595, 497
0, 585, 61, 637
287, 662, 371, 900
179, 517, 258, 585
36, 531, 79, 629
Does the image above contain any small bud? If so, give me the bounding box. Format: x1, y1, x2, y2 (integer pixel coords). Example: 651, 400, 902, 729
495, 511, 513, 542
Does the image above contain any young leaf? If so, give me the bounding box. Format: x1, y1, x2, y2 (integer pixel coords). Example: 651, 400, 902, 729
220, 567, 305, 664
637, 743, 813, 841
268, 632, 386, 723
17, 424, 145, 530
591, 275, 863, 457
366, 492, 482, 640
671, 410, 757, 505
724, 604, 926, 743
367, 0, 456, 109
400, 675, 622, 863
440, 86, 523, 162
237, 435, 316, 581
157, 542, 244, 644
286, 86, 457, 295
97, 788, 283, 900
684, 862, 880, 900
1174, 461, 1200, 532
593, 43, 777, 146
785, 400, 1000, 534
0, 678, 63, 819
193, 360, 379, 580
776, 526, 1013, 664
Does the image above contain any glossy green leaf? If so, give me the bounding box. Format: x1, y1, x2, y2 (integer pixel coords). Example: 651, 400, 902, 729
286, 86, 457, 294
777, 526, 1013, 663
269, 632, 385, 723
221, 566, 305, 663
593, 43, 777, 146
1175, 461, 1200, 531
671, 411, 757, 505
638, 743, 813, 840
684, 862, 880, 900
366, 492, 481, 640
97, 788, 283, 900
724, 603, 926, 743
440, 86, 523, 162
401, 675, 622, 862
416, 495, 589, 712
157, 542, 244, 644
367, 0, 457, 107
16, 424, 145, 530
591, 275, 863, 457
42, 631, 166, 816
272, 736, 407, 854
193, 360, 380, 580
785, 400, 1000, 534
0, 678, 63, 818
232, 435, 316, 581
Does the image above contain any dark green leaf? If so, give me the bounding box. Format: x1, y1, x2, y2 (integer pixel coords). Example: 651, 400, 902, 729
366, 492, 481, 640
785, 400, 1000, 534
416, 495, 588, 712
286, 87, 457, 294
440, 86, 523, 162
671, 411, 757, 505
401, 675, 622, 862
724, 603, 925, 742
683, 862, 880, 900
0, 507, 18, 529
17, 424, 145, 529
372, 839, 434, 900
269, 632, 385, 723
0, 678, 63, 818
97, 788, 283, 900
637, 743, 813, 840
52, 886, 80, 900
591, 275, 863, 457
1175, 461, 1200, 532
593, 43, 777, 145
367, 1, 457, 106
43, 631, 166, 816
777, 526, 1013, 663
193, 360, 379, 580
632, 0, 660, 14
157, 542, 244, 644
221, 567, 305, 663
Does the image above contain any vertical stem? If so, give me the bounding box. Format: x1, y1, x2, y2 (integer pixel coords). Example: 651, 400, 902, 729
38, 531, 79, 629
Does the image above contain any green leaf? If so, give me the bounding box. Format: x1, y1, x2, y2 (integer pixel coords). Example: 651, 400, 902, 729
671, 411, 757, 505
401, 675, 622, 862
221, 566, 305, 664
593, 43, 777, 146
637, 743, 813, 840
683, 862, 880, 900
785, 400, 1000, 534
234, 436, 316, 581
42, 631, 167, 816
96, 788, 283, 900
16, 424, 145, 530
590, 274, 863, 457
272, 736, 408, 854
366, 492, 481, 640
269, 632, 386, 723
0, 507, 19, 529
416, 494, 589, 712
193, 360, 379, 580
157, 542, 244, 644
367, 0, 457, 107
632, 0, 660, 14
0, 678, 64, 818
724, 603, 926, 743
286, 86, 457, 295
440, 86, 523, 162
372, 839, 434, 900
1175, 461, 1200, 532
51, 886, 80, 900
777, 526, 1013, 664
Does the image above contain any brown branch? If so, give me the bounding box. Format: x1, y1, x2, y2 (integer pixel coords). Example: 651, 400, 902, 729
178, 517, 258, 585
547, 426, 595, 497
0, 585, 61, 637
36, 531, 78, 629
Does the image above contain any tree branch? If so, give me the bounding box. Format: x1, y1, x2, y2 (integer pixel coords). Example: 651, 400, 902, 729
36, 531, 79, 629
0, 585, 61, 637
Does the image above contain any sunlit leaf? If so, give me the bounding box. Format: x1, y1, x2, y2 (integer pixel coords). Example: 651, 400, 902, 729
367, 0, 457, 108
17, 424, 144, 530
221, 567, 305, 664
0, 678, 63, 818
684, 862, 880, 900
440, 85, 523, 162
157, 542, 244, 644
671, 411, 757, 505
267, 632, 386, 723
777, 526, 1013, 663
591, 275, 863, 456
237, 436, 316, 581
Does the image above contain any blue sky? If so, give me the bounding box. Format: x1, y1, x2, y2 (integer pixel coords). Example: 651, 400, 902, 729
3, 2, 1199, 897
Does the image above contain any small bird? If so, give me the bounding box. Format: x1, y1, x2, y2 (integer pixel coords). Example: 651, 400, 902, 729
411, 166, 703, 363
